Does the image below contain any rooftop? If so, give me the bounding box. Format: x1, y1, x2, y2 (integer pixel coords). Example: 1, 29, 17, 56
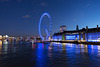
53, 26, 100, 36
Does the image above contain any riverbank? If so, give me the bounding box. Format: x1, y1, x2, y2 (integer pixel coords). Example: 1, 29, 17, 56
42, 40, 100, 45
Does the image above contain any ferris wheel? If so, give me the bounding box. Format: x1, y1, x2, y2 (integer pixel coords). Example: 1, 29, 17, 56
39, 12, 52, 40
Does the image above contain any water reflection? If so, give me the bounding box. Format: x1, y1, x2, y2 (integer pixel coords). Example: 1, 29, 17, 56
2, 41, 8, 54
35, 43, 47, 67
17, 42, 100, 67
1, 42, 100, 67
32, 44, 35, 49
0, 41, 2, 54
3, 41, 8, 45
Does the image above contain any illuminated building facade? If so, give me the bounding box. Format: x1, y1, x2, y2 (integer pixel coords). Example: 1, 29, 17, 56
53, 25, 100, 42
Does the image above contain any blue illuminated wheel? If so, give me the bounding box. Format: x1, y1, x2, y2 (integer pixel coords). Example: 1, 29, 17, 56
39, 12, 52, 40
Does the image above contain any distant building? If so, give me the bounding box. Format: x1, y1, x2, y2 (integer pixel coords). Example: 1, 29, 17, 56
0, 35, 2, 40
76, 25, 79, 31
20, 37, 23, 41
2, 35, 9, 41
3, 35, 9, 38
53, 25, 100, 42
60, 25, 66, 32
36, 38, 42, 42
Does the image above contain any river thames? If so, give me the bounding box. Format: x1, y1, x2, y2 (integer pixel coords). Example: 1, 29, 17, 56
0, 41, 100, 67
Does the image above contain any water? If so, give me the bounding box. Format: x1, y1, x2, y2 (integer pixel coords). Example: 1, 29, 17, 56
0, 41, 100, 67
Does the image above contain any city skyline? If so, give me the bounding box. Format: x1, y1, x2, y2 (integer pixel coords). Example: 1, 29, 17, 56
0, 0, 100, 37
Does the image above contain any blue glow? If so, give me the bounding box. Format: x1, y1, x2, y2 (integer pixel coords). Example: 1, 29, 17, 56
53, 35, 62, 41
66, 35, 79, 40
85, 32, 100, 42
39, 12, 52, 40
53, 32, 100, 42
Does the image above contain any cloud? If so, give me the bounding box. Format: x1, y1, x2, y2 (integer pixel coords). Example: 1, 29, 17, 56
40, 2, 48, 7
22, 14, 30, 18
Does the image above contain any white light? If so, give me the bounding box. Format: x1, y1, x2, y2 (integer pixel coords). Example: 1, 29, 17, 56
0, 35, 2, 38
3, 35, 9, 38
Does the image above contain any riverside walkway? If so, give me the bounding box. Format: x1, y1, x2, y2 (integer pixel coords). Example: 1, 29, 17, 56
42, 40, 100, 45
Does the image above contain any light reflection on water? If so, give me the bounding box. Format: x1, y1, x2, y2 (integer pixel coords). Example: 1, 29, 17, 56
0, 41, 100, 67
0, 41, 2, 51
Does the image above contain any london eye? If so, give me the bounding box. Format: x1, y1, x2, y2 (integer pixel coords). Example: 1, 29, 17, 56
39, 12, 52, 40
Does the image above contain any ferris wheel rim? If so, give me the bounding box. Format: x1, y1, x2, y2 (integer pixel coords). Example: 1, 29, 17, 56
39, 12, 52, 40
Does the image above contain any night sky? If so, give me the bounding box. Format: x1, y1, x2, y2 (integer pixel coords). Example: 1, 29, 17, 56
0, 0, 100, 37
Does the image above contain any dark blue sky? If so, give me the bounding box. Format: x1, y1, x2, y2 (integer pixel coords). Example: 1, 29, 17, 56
0, 0, 100, 37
